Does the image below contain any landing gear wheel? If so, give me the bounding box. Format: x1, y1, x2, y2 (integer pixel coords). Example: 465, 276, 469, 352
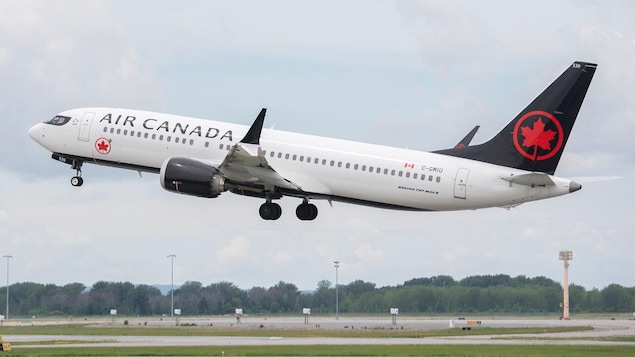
296, 202, 318, 221
71, 176, 84, 187
259, 202, 282, 220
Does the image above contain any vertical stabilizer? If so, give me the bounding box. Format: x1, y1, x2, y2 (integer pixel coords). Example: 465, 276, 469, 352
435, 62, 597, 174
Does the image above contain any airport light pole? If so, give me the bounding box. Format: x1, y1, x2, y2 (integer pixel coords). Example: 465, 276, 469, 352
3, 255, 12, 320
559, 250, 573, 320
334, 260, 340, 320
167, 254, 176, 318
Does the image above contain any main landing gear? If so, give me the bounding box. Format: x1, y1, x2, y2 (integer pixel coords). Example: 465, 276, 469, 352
70, 160, 83, 187
259, 199, 318, 221
259, 201, 282, 220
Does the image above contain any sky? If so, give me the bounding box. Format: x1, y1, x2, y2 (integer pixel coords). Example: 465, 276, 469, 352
1, 0, 633, 292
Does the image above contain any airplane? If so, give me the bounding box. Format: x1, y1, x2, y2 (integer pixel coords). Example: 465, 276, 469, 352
29, 61, 597, 221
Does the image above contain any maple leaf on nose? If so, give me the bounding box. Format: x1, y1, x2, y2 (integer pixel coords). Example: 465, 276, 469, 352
520, 118, 557, 150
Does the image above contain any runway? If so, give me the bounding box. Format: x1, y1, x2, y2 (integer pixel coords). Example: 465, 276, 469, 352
4, 316, 635, 347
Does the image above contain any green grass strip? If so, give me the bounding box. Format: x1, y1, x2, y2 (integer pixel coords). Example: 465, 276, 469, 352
6, 344, 635, 356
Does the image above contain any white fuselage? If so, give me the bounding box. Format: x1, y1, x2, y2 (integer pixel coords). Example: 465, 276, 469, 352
28, 107, 576, 211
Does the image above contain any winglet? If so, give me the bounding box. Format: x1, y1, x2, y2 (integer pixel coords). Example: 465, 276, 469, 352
240, 108, 267, 144
455, 125, 480, 148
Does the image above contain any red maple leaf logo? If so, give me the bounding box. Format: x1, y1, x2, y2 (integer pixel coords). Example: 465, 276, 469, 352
520, 118, 557, 151
97, 140, 109, 152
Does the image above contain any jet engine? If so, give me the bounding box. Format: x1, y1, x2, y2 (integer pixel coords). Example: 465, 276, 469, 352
160, 157, 227, 198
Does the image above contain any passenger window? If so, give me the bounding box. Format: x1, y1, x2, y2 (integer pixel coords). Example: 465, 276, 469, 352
384, 169, 388, 175
421, 175, 426, 180
354, 164, 359, 170
436, 176, 441, 183
398, 171, 403, 177
314, 158, 319, 164
391, 170, 395, 176
346, 163, 350, 169
300, 156, 304, 162
190, 139, 194, 145
137, 132, 141, 138
205, 142, 209, 148
429, 176, 433, 181
270, 151, 275, 158
175, 138, 180, 143
152, 134, 156, 140
285, 153, 290, 159
144, 133, 149, 139
406, 172, 410, 178
292, 154, 297, 161
322, 159, 327, 165
278, 153, 282, 159
110, 128, 114, 133
167, 136, 171, 142
338, 161, 342, 168
159, 135, 163, 141
330, 160, 335, 166
103, 127, 107, 133
413, 173, 418, 179
130, 131, 135, 136
362, 165, 366, 171
117, 129, 121, 134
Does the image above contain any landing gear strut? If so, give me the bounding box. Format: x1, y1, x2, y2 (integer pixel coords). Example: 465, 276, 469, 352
70, 160, 83, 187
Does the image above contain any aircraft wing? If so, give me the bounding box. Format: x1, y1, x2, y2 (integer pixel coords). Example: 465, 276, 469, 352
218, 109, 302, 192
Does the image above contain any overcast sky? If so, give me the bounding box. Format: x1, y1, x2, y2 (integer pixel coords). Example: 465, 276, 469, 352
1, 0, 633, 292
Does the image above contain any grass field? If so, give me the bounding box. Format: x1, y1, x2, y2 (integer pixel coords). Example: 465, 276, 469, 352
6, 344, 635, 357
2, 320, 634, 356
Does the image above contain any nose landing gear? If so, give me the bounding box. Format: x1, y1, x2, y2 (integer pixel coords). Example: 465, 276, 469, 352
70, 160, 83, 187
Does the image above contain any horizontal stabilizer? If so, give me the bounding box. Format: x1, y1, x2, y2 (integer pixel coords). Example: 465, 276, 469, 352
500, 172, 555, 187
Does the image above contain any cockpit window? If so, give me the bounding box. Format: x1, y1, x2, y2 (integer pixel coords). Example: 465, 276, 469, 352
46, 115, 71, 125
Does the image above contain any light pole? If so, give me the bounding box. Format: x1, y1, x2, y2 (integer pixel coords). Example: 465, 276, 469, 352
334, 260, 340, 320
559, 250, 573, 320
167, 254, 176, 318
3, 255, 12, 320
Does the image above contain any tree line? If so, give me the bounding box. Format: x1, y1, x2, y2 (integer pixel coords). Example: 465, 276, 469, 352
1, 275, 633, 317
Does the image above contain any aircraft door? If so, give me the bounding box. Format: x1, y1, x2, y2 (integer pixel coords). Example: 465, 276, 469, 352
78, 112, 95, 141
454, 168, 470, 199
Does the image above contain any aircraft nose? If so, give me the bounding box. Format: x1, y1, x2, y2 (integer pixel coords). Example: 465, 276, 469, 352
28, 123, 43, 142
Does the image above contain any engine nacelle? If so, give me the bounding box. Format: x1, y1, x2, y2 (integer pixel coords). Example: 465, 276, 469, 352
160, 157, 227, 198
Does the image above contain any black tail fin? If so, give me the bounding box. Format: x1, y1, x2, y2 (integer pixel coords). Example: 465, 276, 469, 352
435, 61, 597, 174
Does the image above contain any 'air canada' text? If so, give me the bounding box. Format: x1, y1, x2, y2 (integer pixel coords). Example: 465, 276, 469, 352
100, 113, 233, 141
